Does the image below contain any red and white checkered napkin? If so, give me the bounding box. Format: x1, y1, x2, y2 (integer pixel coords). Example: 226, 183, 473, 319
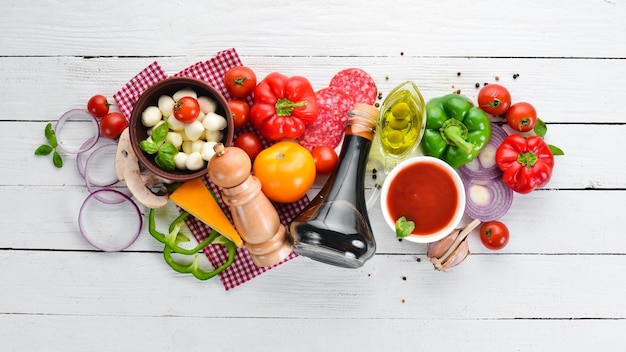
114, 48, 308, 290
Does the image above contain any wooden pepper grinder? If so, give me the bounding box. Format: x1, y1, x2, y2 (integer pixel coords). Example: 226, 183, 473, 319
207, 143, 292, 267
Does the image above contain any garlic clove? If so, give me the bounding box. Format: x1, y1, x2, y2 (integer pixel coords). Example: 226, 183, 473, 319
438, 239, 470, 271
427, 229, 460, 259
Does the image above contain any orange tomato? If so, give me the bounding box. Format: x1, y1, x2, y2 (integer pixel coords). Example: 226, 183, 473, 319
253, 141, 316, 203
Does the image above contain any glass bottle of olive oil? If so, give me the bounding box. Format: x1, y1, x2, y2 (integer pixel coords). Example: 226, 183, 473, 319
289, 103, 379, 269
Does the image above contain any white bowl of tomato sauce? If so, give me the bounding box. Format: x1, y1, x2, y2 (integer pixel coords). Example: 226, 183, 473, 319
380, 156, 466, 244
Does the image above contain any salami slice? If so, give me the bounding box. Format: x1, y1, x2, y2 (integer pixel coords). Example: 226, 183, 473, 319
315, 87, 355, 126
329, 68, 378, 106
298, 106, 345, 150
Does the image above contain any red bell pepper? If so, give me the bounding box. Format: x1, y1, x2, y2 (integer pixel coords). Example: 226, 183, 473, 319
495, 134, 554, 194
250, 72, 318, 141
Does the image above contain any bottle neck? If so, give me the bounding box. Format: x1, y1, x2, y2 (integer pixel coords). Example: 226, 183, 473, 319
345, 103, 378, 141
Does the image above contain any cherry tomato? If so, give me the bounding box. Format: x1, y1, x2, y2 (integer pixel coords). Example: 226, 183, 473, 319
228, 99, 250, 129
173, 96, 200, 124
234, 132, 263, 161
479, 221, 510, 250
253, 141, 316, 203
87, 95, 110, 118
506, 102, 537, 132
99, 112, 128, 139
310, 145, 338, 174
224, 66, 257, 99
477, 84, 511, 116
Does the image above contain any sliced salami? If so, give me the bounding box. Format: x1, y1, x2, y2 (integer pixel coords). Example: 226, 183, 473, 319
298, 106, 345, 150
315, 87, 355, 126
329, 68, 378, 106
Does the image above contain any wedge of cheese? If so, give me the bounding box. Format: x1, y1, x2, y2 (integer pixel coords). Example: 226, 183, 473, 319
169, 178, 243, 248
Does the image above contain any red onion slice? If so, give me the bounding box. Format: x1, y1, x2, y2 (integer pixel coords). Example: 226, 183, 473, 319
84, 143, 120, 188
462, 176, 514, 222
458, 122, 508, 179
55, 109, 100, 154
78, 189, 142, 252
76, 137, 116, 178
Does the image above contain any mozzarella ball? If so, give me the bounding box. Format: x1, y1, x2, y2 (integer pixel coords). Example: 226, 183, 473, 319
205, 129, 223, 142
201, 141, 218, 161
165, 132, 183, 150
185, 152, 205, 171
197, 96, 217, 114
167, 115, 186, 132
184, 120, 205, 141
158, 95, 175, 117
202, 112, 228, 131
141, 106, 162, 127
173, 88, 197, 101
173, 152, 188, 170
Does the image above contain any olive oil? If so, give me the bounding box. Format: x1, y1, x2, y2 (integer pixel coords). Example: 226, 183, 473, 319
377, 81, 426, 171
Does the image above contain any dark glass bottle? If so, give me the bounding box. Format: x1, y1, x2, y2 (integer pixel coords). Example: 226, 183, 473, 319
289, 103, 379, 268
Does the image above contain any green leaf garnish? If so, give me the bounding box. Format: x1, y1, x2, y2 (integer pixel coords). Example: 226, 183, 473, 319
549, 144, 565, 156
34, 144, 53, 156
534, 118, 547, 138
35, 123, 63, 168
155, 152, 176, 171
159, 142, 178, 156
151, 122, 169, 143
139, 140, 159, 154
395, 216, 415, 238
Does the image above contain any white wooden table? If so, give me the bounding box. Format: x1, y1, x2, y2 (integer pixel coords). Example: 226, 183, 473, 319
2, 0, 625, 350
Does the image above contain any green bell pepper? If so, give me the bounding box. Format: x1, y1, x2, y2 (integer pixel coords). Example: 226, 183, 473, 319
148, 208, 236, 280
422, 94, 491, 168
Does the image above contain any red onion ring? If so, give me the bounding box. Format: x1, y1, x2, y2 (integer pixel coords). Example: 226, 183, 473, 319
461, 175, 514, 222
458, 122, 508, 180
84, 143, 120, 188
76, 137, 116, 178
78, 189, 142, 252
54, 109, 100, 154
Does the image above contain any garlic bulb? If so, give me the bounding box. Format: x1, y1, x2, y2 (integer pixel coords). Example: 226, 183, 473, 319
427, 219, 481, 271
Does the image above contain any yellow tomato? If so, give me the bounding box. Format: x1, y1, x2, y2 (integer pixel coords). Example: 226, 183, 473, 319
253, 141, 316, 203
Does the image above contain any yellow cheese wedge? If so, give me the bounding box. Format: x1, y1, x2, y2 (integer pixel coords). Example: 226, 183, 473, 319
169, 178, 243, 248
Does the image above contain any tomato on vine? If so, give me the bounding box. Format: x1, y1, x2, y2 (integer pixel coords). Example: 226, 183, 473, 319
479, 221, 510, 250
477, 84, 511, 116
224, 66, 257, 99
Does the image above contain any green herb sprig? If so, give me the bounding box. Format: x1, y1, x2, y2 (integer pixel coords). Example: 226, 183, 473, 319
34, 123, 63, 168
534, 118, 564, 156
139, 122, 177, 171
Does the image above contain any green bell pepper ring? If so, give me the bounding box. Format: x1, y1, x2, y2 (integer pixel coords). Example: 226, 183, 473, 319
422, 94, 492, 168
148, 208, 236, 280
163, 233, 236, 281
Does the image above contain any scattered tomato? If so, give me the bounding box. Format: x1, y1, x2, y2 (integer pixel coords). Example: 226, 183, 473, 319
253, 141, 316, 203
477, 84, 511, 116
506, 102, 537, 132
228, 99, 250, 129
173, 96, 200, 124
479, 221, 510, 250
100, 112, 128, 139
87, 95, 110, 118
234, 132, 263, 161
224, 66, 257, 99
310, 145, 338, 174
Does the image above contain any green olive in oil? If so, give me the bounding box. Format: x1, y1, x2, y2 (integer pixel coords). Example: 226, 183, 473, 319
377, 81, 426, 162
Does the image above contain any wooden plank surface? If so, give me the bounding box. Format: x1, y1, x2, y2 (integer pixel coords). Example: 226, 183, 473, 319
1, 0, 625, 350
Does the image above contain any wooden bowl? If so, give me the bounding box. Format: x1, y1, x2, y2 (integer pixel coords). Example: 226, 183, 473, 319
128, 77, 233, 182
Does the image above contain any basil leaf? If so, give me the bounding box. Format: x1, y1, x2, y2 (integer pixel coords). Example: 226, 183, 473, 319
549, 144, 565, 156
151, 122, 169, 143
52, 150, 63, 168
155, 152, 176, 171
44, 123, 58, 148
35, 144, 53, 156
395, 216, 415, 238
534, 118, 547, 138
139, 140, 159, 154
159, 142, 178, 156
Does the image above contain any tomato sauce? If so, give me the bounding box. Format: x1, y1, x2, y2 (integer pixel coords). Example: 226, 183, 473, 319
386, 161, 459, 235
